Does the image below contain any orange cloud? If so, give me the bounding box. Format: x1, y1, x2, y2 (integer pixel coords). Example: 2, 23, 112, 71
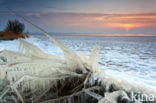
44, 13, 156, 32
82, 13, 156, 31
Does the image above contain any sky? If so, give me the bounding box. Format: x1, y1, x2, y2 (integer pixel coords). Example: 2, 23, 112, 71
0, 0, 156, 36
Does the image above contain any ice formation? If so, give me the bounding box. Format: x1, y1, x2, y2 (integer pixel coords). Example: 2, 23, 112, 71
0, 34, 156, 103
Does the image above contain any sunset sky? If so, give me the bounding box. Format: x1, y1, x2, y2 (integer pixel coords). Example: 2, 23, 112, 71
0, 0, 156, 36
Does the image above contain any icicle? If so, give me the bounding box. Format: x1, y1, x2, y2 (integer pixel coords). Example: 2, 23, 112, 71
98, 90, 130, 103
0, 69, 7, 80
89, 46, 100, 72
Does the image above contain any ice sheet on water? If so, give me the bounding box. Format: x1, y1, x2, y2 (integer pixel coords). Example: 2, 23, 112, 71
0, 34, 156, 90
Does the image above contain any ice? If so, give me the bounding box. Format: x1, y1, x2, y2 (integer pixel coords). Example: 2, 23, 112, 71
0, 34, 156, 90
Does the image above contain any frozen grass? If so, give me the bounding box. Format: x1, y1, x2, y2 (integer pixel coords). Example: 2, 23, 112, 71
0, 34, 156, 103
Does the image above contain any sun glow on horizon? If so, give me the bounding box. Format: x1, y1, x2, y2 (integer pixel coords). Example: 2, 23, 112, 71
122, 24, 137, 31
109, 23, 144, 31
85, 14, 156, 32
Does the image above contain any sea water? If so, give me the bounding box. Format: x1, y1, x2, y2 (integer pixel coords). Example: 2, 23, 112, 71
0, 34, 156, 90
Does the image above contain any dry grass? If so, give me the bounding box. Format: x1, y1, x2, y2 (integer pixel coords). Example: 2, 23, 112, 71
0, 30, 29, 40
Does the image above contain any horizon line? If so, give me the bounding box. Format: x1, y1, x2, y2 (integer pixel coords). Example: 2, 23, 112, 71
29, 32, 156, 37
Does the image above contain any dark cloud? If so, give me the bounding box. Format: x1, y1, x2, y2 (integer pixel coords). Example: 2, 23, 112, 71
0, 0, 156, 34
0, 0, 4, 4
1, 0, 156, 13
1, 0, 73, 12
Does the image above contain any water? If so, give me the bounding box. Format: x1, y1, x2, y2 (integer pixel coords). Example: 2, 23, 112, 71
0, 34, 156, 90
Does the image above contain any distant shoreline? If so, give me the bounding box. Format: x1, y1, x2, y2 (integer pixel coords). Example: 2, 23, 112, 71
30, 32, 156, 37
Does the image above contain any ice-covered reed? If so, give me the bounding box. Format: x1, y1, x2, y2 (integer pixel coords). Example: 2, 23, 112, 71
0, 34, 155, 103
